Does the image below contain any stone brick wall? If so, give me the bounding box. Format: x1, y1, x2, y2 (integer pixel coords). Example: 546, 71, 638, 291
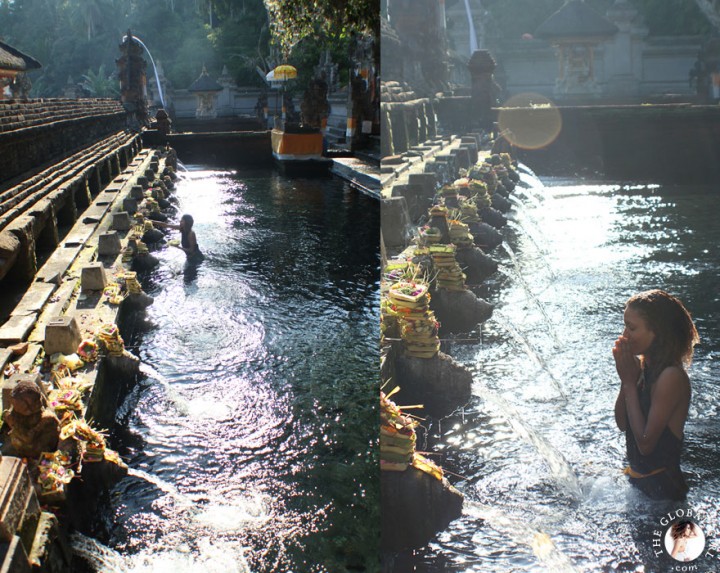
0, 99, 126, 186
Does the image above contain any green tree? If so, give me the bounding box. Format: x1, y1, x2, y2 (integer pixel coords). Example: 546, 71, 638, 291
264, 0, 378, 56
635, 0, 711, 35
206, 0, 270, 86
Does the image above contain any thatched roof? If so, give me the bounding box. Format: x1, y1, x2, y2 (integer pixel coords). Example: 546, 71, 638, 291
189, 67, 222, 92
535, 0, 617, 39
0, 40, 41, 72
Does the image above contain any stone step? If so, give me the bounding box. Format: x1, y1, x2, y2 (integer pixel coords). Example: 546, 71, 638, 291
0, 458, 37, 548
0, 132, 136, 229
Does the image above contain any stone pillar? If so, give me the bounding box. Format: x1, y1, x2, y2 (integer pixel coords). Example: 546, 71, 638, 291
604, 0, 648, 99
6, 217, 37, 284
117, 30, 149, 128
0, 457, 39, 560
468, 50, 497, 131
216, 65, 236, 117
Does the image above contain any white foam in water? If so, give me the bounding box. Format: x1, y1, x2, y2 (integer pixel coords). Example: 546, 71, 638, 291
127, 538, 251, 573
71, 533, 128, 573
464, 501, 580, 573
75, 477, 265, 572
126, 467, 196, 509
193, 493, 272, 532
185, 396, 235, 420
138, 362, 190, 415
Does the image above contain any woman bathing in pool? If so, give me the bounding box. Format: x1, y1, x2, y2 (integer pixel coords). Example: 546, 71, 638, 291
155, 214, 204, 262
613, 290, 699, 500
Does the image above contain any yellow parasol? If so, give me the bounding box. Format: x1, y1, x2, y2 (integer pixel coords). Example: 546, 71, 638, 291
266, 65, 298, 125
272, 64, 297, 81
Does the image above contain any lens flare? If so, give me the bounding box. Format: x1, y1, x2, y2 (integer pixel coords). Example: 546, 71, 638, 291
497, 93, 562, 150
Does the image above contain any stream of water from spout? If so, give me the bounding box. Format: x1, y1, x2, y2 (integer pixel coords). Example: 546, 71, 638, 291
461, 501, 580, 573
498, 242, 561, 348
122, 35, 165, 108
71, 533, 128, 573
462, 0, 479, 55
470, 378, 580, 497
138, 362, 190, 415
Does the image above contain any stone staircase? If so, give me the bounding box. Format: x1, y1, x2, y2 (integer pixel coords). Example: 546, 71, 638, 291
0, 99, 122, 135
0, 99, 127, 187
0, 131, 141, 287
0, 457, 70, 573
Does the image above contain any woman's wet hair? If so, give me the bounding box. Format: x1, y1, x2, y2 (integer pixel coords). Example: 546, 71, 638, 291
671, 520, 695, 539
626, 290, 699, 375
180, 214, 194, 228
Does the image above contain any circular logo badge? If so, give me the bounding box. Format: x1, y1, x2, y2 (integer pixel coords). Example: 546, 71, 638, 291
664, 520, 706, 563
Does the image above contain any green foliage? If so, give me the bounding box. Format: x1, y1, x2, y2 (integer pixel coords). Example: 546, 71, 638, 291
634, 0, 711, 35
81, 63, 120, 97
3, 0, 272, 96
265, 0, 379, 56
4, 0, 375, 97
287, 33, 352, 92
206, 0, 271, 87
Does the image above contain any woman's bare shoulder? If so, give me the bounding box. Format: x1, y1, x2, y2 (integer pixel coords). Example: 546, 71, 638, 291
655, 366, 690, 395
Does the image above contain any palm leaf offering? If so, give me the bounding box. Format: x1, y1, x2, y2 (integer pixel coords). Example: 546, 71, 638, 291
380, 391, 443, 481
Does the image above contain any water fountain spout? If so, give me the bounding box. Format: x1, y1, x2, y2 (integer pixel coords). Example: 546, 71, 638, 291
122, 33, 166, 108
463, 0, 479, 55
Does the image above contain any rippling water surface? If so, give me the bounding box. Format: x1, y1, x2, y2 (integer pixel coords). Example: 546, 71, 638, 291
391, 178, 720, 572
81, 168, 379, 572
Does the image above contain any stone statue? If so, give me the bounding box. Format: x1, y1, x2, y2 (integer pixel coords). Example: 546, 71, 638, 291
9, 73, 32, 100
155, 108, 171, 136
300, 77, 330, 129
3, 379, 60, 459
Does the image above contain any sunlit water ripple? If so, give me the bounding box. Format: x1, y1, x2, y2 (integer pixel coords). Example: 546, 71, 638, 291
76, 168, 379, 572
391, 179, 720, 572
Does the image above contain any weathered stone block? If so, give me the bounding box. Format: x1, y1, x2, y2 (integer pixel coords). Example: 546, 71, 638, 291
431, 288, 493, 334
381, 197, 412, 250
11, 283, 56, 316
0, 457, 34, 545
130, 185, 144, 200
0, 534, 32, 573
0, 231, 21, 282
0, 315, 36, 346
97, 232, 121, 257
27, 512, 71, 572
382, 468, 463, 551
111, 211, 131, 231
44, 315, 81, 356
81, 262, 106, 292
451, 147, 471, 169
394, 351, 472, 417
122, 198, 138, 215
408, 173, 438, 198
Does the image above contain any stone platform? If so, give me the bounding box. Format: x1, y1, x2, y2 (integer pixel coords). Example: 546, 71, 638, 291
0, 143, 169, 573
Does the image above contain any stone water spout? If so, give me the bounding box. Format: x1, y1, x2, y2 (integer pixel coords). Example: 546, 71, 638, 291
122, 33, 166, 108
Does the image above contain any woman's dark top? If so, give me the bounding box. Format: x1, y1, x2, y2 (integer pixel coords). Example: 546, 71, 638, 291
625, 369, 688, 500
181, 229, 204, 263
